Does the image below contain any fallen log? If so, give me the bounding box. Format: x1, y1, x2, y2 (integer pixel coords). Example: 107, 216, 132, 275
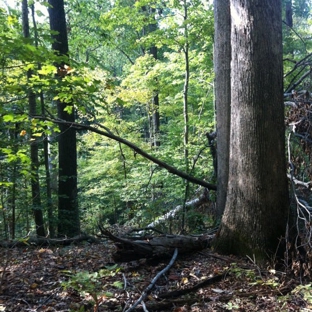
145, 188, 212, 229
99, 226, 214, 262
0, 234, 99, 248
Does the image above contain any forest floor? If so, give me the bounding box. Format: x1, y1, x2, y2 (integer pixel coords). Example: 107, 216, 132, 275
0, 239, 311, 312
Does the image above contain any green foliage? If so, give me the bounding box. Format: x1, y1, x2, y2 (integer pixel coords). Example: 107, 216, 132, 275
62, 265, 121, 311
291, 284, 312, 306
283, 0, 312, 91
2, 0, 309, 238
73, 0, 216, 233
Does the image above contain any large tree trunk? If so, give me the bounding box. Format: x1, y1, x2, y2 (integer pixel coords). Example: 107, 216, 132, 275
214, 0, 231, 219
48, 0, 80, 237
215, 0, 289, 261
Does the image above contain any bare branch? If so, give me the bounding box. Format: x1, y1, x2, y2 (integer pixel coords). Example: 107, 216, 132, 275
33, 116, 217, 190
125, 248, 178, 312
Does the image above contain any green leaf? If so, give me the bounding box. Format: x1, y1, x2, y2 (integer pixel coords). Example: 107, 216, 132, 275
3, 114, 14, 122
0, 182, 12, 187
105, 264, 119, 270
112, 281, 123, 289
38, 65, 56, 76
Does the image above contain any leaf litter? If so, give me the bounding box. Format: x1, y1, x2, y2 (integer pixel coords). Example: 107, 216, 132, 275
0, 240, 309, 311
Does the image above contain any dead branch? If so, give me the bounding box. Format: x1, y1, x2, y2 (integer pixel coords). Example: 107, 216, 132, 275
285, 69, 312, 94
0, 234, 99, 248
287, 174, 311, 188
284, 101, 298, 108
33, 116, 216, 191
146, 189, 210, 229
158, 272, 226, 299
99, 226, 213, 262
125, 248, 178, 312
134, 298, 201, 312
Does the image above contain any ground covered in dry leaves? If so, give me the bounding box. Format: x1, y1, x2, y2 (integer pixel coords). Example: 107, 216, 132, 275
0, 239, 311, 312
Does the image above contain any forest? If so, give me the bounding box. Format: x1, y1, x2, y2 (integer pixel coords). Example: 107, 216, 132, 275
1, 0, 312, 311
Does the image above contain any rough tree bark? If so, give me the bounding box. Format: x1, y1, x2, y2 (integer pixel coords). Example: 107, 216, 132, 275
215, 0, 289, 261
214, 0, 231, 219
48, 0, 80, 236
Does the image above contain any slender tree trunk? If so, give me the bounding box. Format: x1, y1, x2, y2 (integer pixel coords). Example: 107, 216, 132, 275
149, 8, 160, 148
215, 0, 289, 261
48, 0, 80, 236
214, 0, 231, 219
42, 98, 56, 237
43, 133, 56, 237
181, 0, 190, 231
22, 0, 46, 237
285, 0, 293, 28
0, 188, 8, 240
182, 1, 189, 174
0, 165, 8, 239
142, 5, 160, 148
30, 4, 56, 237
11, 167, 16, 239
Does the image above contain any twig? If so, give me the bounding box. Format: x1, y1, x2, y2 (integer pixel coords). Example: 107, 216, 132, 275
282, 20, 307, 53
246, 254, 262, 277
141, 301, 149, 312
158, 272, 226, 299
287, 174, 311, 188
125, 248, 178, 312
123, 273, 127, 290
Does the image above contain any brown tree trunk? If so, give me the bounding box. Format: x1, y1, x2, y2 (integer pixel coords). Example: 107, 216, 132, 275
48, 0, 80, 237
285, 0, 293, 28
214, 0, 231, 219
148, 7, 160, 148
22, 0, 45, 237
215, 0, 289, 261
30, 3, 56, 237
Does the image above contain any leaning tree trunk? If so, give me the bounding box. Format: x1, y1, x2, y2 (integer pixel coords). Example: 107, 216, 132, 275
215, 0, 289, 261
48, 0, 80, 237
214, 0, 231, 219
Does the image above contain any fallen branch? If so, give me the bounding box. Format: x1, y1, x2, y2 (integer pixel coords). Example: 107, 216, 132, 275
146, 189, 211, 229
287, 173, 311, 188
125, 248, 178, 312
0, 234, 99, 247
100, 226, 213, 262
34, 116, 216, 191
284, 101, 298, 108
132, 298, 201, 312
158, 272, 227, 299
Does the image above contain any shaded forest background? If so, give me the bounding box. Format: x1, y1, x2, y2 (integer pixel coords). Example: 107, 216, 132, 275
0, 0, 312, 240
